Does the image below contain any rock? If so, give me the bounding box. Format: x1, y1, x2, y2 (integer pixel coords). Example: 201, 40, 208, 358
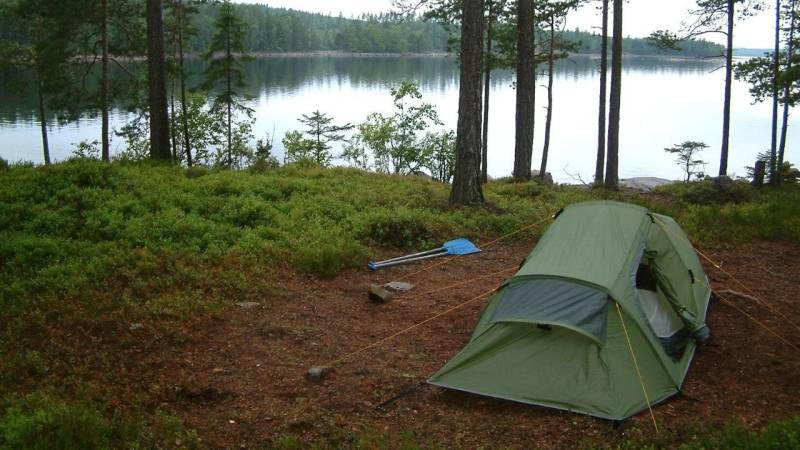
306, 366, 334, 382
368, 284, 394, 303
129, 323, 144, 332
410, 170, 433, 181
712, 175, 734, 188
236, 302, 260, 309
531, 170, 554, 185
620, 177, 673, 192
384, 281, 414, 293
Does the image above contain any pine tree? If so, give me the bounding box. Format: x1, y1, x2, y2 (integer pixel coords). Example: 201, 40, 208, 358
0, 0, 85, 165
202, 0, 252, 166
513, 0, 536, 181
148, 0, 171, 161
450, 0, 485, 205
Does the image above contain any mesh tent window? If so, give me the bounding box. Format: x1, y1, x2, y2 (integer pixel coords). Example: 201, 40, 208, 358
489, 279, 609, 344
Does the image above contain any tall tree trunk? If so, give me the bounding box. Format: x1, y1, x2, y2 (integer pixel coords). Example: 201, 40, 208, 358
37, 83, 51, 165
170, 77, 178, 162
595, 0, 609, 184
101, 0, 110, 162
481, 0, 493, 184
779, 0, 796, 172
450, 0, 485, 205
177, 0, 192, 166
147, 0, 172, 160
719, 0, 734, 177
226, 11, 233, 167
540, 12, 555, 181
513, 0, 535, 180
604, 0, 622, 190
770, 0, 782, 184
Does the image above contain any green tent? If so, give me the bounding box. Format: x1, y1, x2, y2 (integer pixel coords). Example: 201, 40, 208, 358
429, 201, 712, 420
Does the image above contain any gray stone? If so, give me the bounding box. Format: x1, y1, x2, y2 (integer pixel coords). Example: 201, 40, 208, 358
531, 170, 554, 185
236, 302, 260, 309
368, 284, 394, 303
129, 323, 144, 332
384, 281, 414, 293
620, 177, 673, 192
306, 366, 334, 381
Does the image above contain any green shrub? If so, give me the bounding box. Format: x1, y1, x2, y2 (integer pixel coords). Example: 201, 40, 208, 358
363, 209, 444, 250
0, 396, 111, 450
184, 166, 210, 179
656, 178, 753, 205
680, 189, 800, 243
587, 416, 800, 450
289, 222, 367, 277
0, 157, 8, 170
0, 159, 794, 334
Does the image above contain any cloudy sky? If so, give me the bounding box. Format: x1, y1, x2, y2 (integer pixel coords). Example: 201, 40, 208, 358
237, 0, 774, 49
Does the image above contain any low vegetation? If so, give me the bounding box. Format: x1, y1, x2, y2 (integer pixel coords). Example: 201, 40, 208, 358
1, 160, 798, 447
587, 416, 800, 450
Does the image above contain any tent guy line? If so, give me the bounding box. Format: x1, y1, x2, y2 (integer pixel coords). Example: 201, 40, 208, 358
616, 302, 660, 433
389, 212, 558, 283
395, 266, 518, 304
323, 284, 503, 369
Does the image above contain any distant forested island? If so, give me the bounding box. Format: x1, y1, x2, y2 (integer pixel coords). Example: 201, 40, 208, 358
185, 4, 724, 57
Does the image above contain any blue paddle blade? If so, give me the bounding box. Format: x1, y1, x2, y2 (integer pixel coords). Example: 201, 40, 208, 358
442, 238, 481, 255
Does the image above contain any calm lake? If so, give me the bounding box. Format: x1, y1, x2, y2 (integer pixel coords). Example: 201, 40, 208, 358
1, 55, 794, 182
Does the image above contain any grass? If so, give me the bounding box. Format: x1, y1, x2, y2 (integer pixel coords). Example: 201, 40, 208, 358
0, 160, 798, 448
0, 392, 201, 449
585, 416, 800, 449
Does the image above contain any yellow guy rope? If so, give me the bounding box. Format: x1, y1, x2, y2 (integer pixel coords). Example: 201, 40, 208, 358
715, 291, 800, 352
615, 303, 660, 434
397, 266, 517, 303
325, 285, 501, 368
693, 246, 800, 334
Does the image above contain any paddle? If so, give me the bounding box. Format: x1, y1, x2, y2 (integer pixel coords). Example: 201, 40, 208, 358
368, 238, 481, 270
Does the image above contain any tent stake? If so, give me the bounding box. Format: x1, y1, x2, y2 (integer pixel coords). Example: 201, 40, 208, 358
374, 382, 428, 411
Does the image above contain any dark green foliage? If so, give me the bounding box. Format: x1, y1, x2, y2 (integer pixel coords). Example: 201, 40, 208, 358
0, 396, 111, 450
656, 179, 800, 243
201, 0, 253, 166
735, 54, 799, 104
283, 111, 354, 166
0, 157, 7, 170
190, 6, 449, 54
586, 416, 800, 449
201, 1, 250, 102
656, 178, 754, 205
0, 393, 201, 450
346, 81, 448, 177
365, 209, 444, 250
665, 141, 709, 182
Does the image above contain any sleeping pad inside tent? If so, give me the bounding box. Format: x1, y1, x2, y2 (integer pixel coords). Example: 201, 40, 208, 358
428, 201, 712, 420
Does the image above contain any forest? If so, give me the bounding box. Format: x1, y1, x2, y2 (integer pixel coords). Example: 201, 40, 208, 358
0, 2, 724, 56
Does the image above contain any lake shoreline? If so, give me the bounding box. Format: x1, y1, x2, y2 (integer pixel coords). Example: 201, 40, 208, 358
77, 50, 725, 62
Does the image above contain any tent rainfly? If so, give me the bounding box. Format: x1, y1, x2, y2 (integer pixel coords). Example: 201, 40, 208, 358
429, 201, 712, 420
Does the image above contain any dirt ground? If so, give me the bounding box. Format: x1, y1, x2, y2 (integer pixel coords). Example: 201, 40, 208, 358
77, 240, 800, 448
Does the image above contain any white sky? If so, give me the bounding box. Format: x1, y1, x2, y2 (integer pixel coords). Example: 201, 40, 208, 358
237, 0, 775, 49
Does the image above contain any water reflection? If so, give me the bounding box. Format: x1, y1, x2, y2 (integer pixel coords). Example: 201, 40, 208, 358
0, 55, 792, 182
